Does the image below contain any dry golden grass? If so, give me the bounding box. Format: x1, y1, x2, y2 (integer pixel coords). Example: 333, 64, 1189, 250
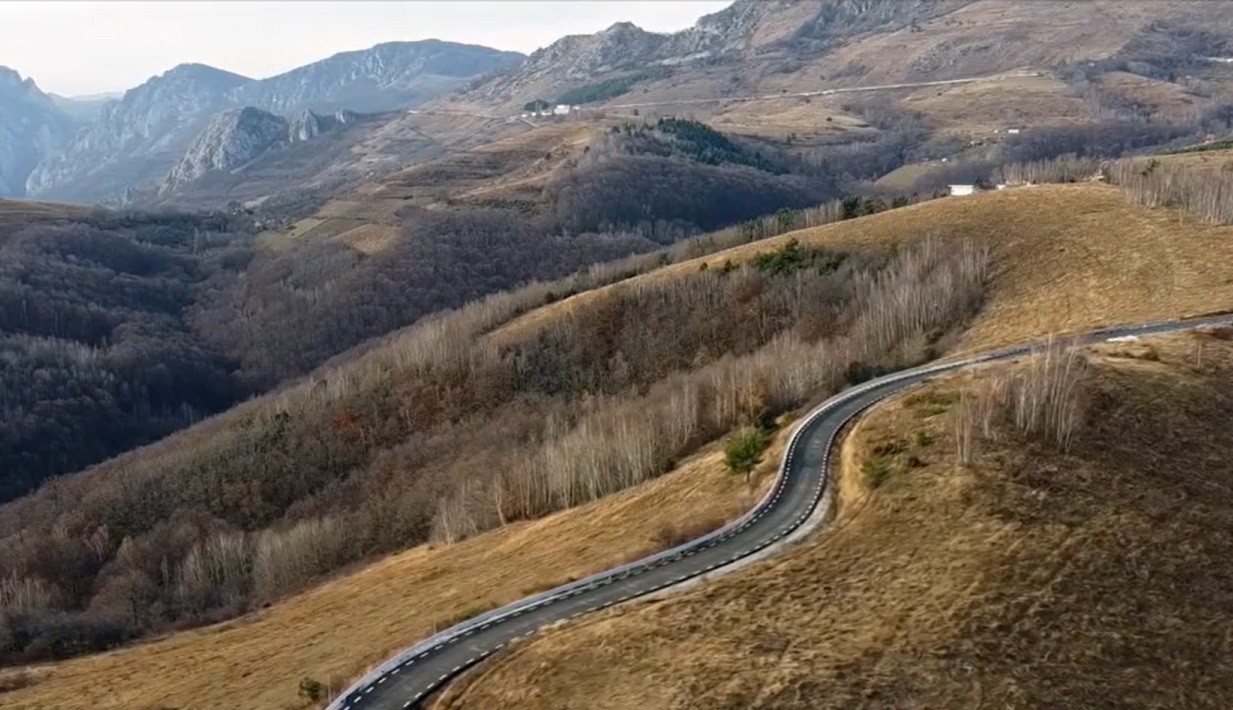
905, 74, 1091, 134
0, 198, 90, 232
256, 122, 599, 253
0, 198, 88, 216
806, 1, 1233, 88
441, 331, 1233, 709
872, 160, 949, 191
498, 183, 1233, 351
1095, 71, 1201, 119
334, 224, 401, 255
0, 438, 779, 710
708, 100, 873, 144
1154, 147, 1233, 170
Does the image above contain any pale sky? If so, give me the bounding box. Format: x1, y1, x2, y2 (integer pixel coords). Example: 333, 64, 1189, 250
0, 1, 731, 97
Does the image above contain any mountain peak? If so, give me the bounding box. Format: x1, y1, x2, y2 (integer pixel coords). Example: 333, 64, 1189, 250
156, 62, 253, 88
599, 21, 649, 36
0, 66, 43, 94
371, 38, 445, 50
0, 66, 61, 108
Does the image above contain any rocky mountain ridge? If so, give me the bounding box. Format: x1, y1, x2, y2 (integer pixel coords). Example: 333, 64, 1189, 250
463, 0, 956, 105
231, 40, 522, 114
25, 64, 252, 202
48, 92, 122, 124
0, 68, 75, 197
12, 0, 1233, 209
160, 107, 358, 193
19, 40, 524, 203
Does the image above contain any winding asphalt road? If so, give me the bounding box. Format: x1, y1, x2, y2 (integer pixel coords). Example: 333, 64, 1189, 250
330, 314, 1233, 710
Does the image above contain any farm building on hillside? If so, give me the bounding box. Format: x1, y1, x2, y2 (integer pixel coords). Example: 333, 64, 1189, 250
949, 184, 977, 197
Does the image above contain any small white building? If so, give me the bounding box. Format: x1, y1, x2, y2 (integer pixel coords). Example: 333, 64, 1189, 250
949, 184, 977, 197
553, 104, 572, 116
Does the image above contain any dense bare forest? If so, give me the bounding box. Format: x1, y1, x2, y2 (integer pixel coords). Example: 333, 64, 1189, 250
195, 210, 656, 385
0, 209, 254, 503
1108, 157, 1233, 225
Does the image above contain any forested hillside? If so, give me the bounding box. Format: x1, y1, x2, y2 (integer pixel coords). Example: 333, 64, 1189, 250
199, 119, 832, 385
0, 115, 842, 518
0, 204, 254, 503
0, 212, 985, 665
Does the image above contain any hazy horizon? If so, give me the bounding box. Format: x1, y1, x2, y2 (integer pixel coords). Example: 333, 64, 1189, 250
1, 0, 730, 97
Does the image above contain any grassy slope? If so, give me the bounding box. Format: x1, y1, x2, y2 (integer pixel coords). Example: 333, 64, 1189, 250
0, 198, 90, 232
6, 182, 1233, 707
257, 122, 594, 255
1154, 146, 1233, 168
903, 74, 1091, 135
500, 182, 1233, 351
440, 332, 1233, 709
0, 439, 779, 709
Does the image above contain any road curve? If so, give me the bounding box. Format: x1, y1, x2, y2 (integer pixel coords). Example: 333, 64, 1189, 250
330, 314, 1232, 710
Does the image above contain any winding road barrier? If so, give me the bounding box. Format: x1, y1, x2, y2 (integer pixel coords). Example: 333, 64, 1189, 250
331, 314, 1233, 710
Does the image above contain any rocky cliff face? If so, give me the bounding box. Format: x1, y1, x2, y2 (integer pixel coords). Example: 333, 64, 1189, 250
657, 0, 812, 59
161, 107, 289, 193
462, 1, 797, 102
287, 108, 355, 142
26, 63, 251, 202
160, 107, 360, 196
667, 0, 954, 56
26, 41, 524, 203
0, 68, 74, 198
517, 23, 668, 82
